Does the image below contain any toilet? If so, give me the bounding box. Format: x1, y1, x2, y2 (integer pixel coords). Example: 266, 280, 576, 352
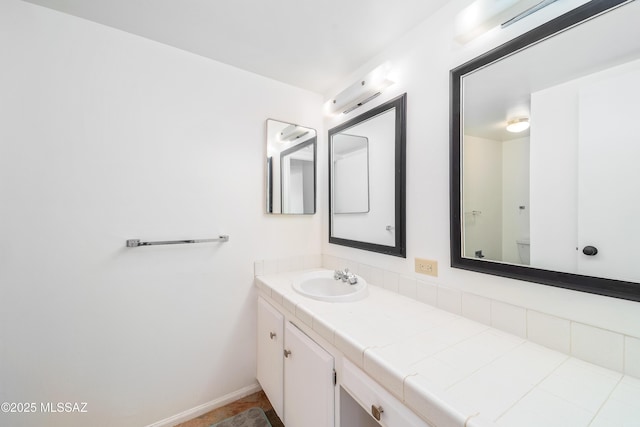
516, 238, 530, 265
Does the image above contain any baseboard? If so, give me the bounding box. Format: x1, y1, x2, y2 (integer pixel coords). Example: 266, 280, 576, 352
146, 382, 262, 427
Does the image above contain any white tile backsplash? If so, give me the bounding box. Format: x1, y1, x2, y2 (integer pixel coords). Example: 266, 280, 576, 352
437, 286, 462, 314
368, 265, 385, 287
383, 270, 400, 292
357, 264, 374, 285
491, 301, 527, 338
461, 292, 491, 325
571, 323, 624, 372
321, 254, 338, 270
276, 257, 290, 273
527, 310, 571, 354
416, 279, 437, 306
263, 259, 278, 275
254, 260, 264, 276
398, 275, 418, 299
303, 254, 322, 269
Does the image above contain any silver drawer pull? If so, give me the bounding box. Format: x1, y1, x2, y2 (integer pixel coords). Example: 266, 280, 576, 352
269, 332, 276, 339
371, 404, 384, 421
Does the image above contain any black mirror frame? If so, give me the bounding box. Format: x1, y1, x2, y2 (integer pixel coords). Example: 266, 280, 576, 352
329, 93, 407, 257
450, 0, 640, 302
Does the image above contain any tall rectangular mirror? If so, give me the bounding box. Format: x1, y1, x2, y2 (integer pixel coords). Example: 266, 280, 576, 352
450, 0, 640, 301
266, 119, 317, 214
329, 93, 406, 257
332, 134, 370, 214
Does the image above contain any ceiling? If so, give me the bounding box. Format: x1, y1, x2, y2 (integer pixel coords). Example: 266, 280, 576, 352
23, 0, 451, 95
463, 0, 640, 141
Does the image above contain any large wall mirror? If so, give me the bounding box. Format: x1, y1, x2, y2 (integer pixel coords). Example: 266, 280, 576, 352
266, 119, 317, 214
329, 93, 406, 257
451, 0, 640, 301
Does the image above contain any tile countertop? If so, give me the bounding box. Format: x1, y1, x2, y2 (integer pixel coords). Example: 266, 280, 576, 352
255, 269, 640, 427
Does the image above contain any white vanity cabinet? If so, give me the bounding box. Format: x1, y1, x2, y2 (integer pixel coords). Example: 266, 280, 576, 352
257, 297, 285, 418
257, 297, 335, 427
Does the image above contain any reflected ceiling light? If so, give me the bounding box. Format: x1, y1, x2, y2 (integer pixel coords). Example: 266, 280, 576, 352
506, 117, 530, 133
279, 124, 310, 142
454, 0, 558, 43
328, 63, 394, 115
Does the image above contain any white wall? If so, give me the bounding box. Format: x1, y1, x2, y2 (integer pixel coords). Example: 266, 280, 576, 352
462, 135, 503, 260
502, 136, 530, 264
322, 0, 640, 345
461, 134, 529, 263
333, 145, 369, 213
0, 1, 322, 426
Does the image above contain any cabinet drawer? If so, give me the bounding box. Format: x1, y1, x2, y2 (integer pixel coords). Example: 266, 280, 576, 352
342, 359, 431, 427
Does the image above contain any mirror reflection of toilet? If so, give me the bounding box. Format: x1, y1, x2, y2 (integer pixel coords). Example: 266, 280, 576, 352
517, 238, 530, 265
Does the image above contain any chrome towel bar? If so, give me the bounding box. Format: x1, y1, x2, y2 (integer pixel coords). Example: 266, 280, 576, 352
126, 235, 229, 248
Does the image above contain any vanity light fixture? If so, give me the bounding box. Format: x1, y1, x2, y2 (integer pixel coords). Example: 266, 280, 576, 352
279, 124, 310, 142
501, 0, 559, 28
328, 63, 394, 115
506, 117, 530, 133
454, 0, 559, 43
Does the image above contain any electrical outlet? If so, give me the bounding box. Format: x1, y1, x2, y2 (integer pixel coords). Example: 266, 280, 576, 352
415, 258, 438, 277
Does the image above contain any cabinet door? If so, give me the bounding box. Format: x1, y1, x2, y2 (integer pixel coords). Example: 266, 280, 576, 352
257, 297, 284, 419
284, 321, 335, 427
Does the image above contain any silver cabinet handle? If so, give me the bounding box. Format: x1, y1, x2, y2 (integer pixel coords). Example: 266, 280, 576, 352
283, 349, 292, 358
269, 332, 276, 340
371, 405, 384, 421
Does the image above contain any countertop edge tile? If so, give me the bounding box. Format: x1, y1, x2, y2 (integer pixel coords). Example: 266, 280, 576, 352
334, 328, 368, 369
312, 314, 336, 345
404, 374, 478, 427
363, 348, 417, 401
295, 304, 314, 327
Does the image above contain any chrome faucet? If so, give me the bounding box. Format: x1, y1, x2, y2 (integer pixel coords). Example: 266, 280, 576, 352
334, 268, 358, 285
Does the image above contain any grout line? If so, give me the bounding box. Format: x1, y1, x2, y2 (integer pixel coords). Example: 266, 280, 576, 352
587, 375, 623, 426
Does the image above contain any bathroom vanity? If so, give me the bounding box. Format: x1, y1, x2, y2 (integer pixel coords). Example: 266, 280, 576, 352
256, 268, 640, 427
257, 293, 430, 427
257, 297, 335, 427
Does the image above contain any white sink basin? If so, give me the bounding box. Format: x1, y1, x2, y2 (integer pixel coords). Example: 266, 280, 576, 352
292, 270, 368, 302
